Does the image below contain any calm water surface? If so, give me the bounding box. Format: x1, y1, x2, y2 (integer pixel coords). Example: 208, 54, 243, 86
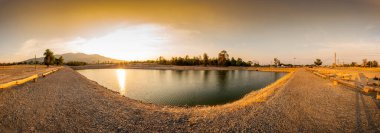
77, 69, 287, 106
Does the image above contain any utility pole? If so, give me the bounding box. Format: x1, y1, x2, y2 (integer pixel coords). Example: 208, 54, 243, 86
34, 54, 37, 70
293, 57, 296, 67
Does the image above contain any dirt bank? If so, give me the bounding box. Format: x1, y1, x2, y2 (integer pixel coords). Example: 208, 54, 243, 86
0, 67, 378, 132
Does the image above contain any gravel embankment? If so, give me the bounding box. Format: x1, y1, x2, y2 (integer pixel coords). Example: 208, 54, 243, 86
0, 67, 379, 132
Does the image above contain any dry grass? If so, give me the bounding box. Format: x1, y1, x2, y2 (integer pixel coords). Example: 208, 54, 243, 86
0, 65, 61, 84
308, 67, 380, 80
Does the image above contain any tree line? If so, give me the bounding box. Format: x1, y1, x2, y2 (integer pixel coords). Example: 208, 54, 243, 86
1, 49, 379, 68
0, 49, 65, 66
359, 59, 378, 67
156, 50, 253, 67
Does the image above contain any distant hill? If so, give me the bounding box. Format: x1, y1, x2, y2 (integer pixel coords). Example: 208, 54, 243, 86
24, 53, 123, 64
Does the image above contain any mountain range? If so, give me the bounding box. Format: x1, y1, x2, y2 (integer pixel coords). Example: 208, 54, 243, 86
24, 53, 122, 64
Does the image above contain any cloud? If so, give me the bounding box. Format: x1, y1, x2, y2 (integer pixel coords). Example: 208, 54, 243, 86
4, 38, 72, 62
2, 23, 207, 62
66, 24, 172, 60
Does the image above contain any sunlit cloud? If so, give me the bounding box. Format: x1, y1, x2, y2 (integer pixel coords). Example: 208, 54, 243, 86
8, 38, 72, 62
67, 24, 171, 60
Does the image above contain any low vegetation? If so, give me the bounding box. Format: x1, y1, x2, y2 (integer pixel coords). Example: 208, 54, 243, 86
65, 61, 88, 66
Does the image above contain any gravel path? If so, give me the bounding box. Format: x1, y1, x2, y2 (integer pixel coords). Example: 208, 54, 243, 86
0, 68, 379, 132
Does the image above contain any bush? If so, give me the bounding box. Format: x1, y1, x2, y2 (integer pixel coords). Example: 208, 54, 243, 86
65, 61, 87, 66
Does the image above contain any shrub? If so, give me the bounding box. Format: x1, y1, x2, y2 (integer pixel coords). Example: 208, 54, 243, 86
65, 61, 87, 66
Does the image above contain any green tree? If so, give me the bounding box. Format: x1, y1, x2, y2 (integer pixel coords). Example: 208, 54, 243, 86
350, 62, 358, 67
157, 56, 167, 65
184, 55, 190, 65
253, 62, 260, 67
374, 60, 379, 67
274, 58, 281, 67
230, 57, 237, 66
218, 50, 229, 66
314, 59, 323, 66
236, 58, 243, 66
362, 59, 368, 67
43, 49, 55, 67
367, 60, 378, 67
247, 61, 253, 66
202, 53, 209, 66
56, 56, 64, 65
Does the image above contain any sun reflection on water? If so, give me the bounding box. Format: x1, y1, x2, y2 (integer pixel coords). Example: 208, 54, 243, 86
116, 69, 126, 95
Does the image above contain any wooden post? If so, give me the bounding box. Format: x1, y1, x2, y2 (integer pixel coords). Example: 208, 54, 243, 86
35, 54, 37, 70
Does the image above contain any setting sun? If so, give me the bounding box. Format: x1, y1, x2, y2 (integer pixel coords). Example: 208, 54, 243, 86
69, 24, 170, 60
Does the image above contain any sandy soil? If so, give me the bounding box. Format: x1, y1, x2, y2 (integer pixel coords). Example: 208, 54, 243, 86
0, 67, 379, 132
0, 65, 61, 84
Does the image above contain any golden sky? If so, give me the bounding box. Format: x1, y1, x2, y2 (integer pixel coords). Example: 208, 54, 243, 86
0, 0, 380, 64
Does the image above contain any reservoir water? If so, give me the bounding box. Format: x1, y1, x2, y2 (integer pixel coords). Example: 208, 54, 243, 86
77, 69, 287, 106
